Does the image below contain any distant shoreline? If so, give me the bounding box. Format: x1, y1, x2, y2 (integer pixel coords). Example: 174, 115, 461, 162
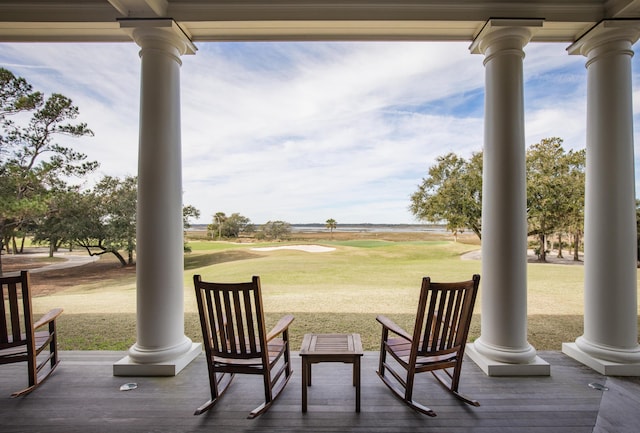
187, 223, 450, 233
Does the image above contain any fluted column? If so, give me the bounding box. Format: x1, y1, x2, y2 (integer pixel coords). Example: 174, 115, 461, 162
467, 19, 549, 376
114, 20, 201, 376
562, 20, 640, 376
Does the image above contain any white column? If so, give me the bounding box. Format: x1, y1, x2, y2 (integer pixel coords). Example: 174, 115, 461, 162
467, 20, 549, 376
563, 21, 640, 376
114, 20, 201, 376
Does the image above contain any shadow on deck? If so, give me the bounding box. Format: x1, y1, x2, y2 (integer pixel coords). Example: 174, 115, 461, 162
1, 351, 639, 433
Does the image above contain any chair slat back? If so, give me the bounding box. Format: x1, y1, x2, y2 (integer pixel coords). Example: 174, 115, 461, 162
413, 275, 479, 356
194, 275, 267, 360
0, 271, 34, 350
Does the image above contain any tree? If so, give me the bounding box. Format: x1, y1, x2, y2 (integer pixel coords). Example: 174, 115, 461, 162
526, 138, 584, 262
410, 151, 482, 240
0, 68, 97, 275
562, 149, 586, 261
36, 176, 202, 265
1, 68, 43, 274
460, 152, 483, 238
325, 218, 337, 238
224, 213, 252, 237
0, 68, 42, 155
0, 166, 48, 254
207, 211, 252, 238
32, 188, 84, 256
183, 204, 200, 252
209, 212, 227, 239
36, 176, 137, 266
260, 220, 291, 240
183, 205, 200, 230
1, 90, 97, 243
93, 175, 137, 265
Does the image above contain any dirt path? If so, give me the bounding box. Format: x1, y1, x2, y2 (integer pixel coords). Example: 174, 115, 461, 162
3, 251, 99, 275
461, 248, 584, 265
1, 251, 132, 297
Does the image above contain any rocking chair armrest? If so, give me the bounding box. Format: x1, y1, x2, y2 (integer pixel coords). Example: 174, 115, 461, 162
376, 314, 412, 342
266, 314, 295, 342
33, 308, 63, 330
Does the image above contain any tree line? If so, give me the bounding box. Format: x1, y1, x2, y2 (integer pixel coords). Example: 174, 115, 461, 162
205, 215, 341, 241
0, 68, 200, 275
410, 137, 586, 262
206, 212, 295, 241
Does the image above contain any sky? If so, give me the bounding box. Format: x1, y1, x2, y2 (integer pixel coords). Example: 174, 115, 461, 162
0, 40, 639, 225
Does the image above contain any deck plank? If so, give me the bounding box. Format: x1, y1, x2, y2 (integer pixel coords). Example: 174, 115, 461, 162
593, 375, 640, 433
0, 351, 635, 432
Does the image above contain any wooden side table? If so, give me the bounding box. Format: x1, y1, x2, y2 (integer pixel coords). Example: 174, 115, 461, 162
299, 333, 364, 413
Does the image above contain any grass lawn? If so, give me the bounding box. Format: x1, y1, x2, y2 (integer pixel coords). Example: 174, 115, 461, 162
26, 237, 640, 351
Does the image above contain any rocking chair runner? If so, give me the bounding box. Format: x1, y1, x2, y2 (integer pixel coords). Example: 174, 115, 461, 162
376, 274, 480, 416
1, 271, 63, 397
193, 275, 294, 418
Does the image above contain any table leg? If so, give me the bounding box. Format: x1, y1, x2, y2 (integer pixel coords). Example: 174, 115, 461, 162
352, 360, 356, 386
302, 358, 308, 412
355, 357, 361, 413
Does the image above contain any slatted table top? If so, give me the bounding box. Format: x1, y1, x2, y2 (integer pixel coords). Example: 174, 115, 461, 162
299, 333, 364, 412
300, 333, 363, 356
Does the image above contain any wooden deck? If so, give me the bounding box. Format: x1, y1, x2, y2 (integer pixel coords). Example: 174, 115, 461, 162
1, 351, 639, 432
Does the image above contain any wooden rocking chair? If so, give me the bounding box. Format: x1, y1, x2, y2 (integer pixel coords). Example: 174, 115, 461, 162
1, 271, 63, 397
376, 274, 480, 416
193, 275, 294, 418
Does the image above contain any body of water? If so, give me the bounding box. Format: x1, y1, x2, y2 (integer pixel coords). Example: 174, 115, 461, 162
187, 223, 450, 233
290, 224, 449, 233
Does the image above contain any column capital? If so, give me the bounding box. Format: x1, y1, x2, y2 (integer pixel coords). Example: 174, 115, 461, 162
469, 18, 544, 55
119, 18, 197, 56
568, 19, 640, 57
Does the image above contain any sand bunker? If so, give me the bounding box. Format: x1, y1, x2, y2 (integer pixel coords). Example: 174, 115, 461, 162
251, 245, 336, 253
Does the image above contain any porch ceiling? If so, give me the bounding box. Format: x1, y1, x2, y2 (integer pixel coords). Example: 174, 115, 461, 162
0, 0, 640, 44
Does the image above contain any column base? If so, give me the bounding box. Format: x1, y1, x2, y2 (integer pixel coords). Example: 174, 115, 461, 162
562, 342, 640, 376
113, 342, 202, 376
465, 344, 550, 376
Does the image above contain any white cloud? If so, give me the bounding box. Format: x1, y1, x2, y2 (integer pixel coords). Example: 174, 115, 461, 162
1, 40, 637, 224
